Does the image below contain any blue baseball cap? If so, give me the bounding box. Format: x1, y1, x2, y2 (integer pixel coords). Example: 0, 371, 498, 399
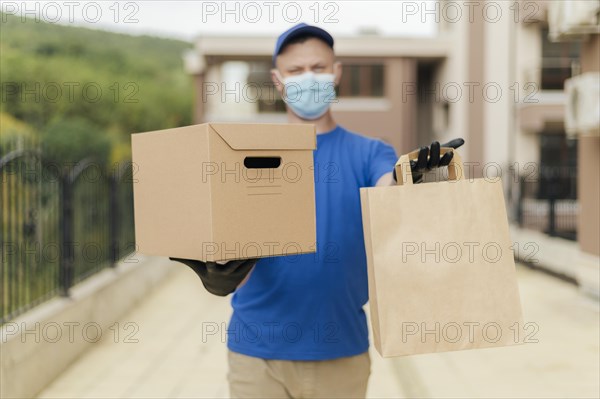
273, 23, 334, 65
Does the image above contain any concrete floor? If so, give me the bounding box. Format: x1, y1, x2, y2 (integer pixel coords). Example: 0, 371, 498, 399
37, 262, 600, 398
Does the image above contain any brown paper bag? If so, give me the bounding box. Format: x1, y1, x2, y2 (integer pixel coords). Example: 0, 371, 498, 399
360, 148, 524, 357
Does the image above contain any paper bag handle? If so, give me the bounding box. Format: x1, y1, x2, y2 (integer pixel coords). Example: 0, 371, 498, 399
394, 147, 463, 186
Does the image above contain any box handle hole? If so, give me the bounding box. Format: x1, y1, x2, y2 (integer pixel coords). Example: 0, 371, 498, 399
244, 156, 281, 169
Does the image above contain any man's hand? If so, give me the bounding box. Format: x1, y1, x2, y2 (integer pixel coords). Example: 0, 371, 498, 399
393, 138, 465, 184
169, 258, 258, 296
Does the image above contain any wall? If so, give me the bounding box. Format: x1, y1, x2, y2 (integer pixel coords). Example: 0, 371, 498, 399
333, 58, 418, 154
578, 34, 600, 257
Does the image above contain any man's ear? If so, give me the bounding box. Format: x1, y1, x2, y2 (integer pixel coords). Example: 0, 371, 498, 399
270, 68, 284, 95
333, 61, 342, 86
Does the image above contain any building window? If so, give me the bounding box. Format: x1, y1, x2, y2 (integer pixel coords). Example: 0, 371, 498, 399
247, 63, 286, 113
338, 64, 385, 97
541, 28, 581, 90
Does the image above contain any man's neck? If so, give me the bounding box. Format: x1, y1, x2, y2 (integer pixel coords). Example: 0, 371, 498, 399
286, 109, 337, 134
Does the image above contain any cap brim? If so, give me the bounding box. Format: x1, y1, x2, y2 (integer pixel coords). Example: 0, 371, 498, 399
276, 26, 334, 58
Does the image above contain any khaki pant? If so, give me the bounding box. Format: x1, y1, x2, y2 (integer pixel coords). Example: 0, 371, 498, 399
227, 350, 371, 399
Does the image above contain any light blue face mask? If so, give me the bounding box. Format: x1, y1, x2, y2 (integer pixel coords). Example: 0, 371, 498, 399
279, 71, 337, 120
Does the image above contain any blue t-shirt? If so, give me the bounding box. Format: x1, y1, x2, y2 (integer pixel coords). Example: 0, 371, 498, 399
227, 125, 398, 360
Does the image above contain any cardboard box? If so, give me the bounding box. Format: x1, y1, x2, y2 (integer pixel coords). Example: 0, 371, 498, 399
131, 123, 317, 262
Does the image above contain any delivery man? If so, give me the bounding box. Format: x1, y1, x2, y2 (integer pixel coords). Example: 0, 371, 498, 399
171, 23, 464, 398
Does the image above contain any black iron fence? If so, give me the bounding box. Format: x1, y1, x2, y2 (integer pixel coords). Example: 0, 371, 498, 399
512, 173, 578, 241
1, 139, 135, 323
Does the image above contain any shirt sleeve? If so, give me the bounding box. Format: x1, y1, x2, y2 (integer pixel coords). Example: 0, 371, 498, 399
366, 139, 398, 187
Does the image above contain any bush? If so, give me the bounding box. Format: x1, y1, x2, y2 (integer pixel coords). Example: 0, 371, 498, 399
40, 117, 112, 169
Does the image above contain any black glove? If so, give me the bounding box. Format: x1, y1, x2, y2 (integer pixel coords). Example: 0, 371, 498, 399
393, 138, 465, 183
169, 257, 258, 296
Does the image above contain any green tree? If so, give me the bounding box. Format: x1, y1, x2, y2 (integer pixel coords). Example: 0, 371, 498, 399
40, 117, 112, 168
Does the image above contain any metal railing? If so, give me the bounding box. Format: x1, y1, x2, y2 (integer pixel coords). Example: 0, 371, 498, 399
1, 141, 135, 323
512, 173, 578, 241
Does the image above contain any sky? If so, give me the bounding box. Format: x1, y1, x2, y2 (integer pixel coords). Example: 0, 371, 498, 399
1, 1, 437, 42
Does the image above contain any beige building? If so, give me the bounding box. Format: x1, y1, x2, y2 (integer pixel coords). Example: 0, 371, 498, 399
183, 34, 451, 153
184, 0, 599, 296
548, 0, 600, 293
